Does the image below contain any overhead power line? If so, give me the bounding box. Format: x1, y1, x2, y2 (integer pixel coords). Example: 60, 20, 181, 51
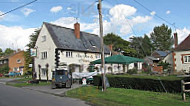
133, 0, 176, 29
0, 0, 37, 17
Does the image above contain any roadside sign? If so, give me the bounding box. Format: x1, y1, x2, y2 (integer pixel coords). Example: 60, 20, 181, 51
30, 48, 37, 57
29, 64, 33, 68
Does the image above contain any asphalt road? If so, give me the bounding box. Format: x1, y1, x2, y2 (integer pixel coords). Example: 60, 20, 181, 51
0, 81, 89, 106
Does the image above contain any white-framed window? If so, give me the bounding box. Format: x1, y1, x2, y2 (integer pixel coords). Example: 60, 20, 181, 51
184, 55, 190, 63
41, 35, 46, 42
41, 52, 47, 59
66, 51, 73, 57
17, 59, 21, 63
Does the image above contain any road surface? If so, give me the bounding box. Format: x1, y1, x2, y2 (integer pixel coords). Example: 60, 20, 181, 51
0, 79, 89, 106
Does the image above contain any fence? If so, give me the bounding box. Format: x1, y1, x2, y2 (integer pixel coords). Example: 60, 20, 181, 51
181, 80, 190, 101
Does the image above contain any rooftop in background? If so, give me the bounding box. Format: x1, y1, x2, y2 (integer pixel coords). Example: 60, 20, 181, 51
155, 51, 168, 57
174, 34, 190, 51
44, 22, 110, 54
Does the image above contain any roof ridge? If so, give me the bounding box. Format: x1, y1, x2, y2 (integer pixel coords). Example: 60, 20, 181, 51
43, 22, 98, 36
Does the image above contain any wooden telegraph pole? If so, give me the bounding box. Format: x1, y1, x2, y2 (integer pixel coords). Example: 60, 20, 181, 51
98, 0, 106, 91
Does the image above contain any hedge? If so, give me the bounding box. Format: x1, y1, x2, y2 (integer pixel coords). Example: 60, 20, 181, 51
93, 75, 190, 93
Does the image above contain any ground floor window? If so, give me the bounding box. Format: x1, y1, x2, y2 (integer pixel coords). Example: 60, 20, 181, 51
183, 55, 190, 63
41, 68, 46, 76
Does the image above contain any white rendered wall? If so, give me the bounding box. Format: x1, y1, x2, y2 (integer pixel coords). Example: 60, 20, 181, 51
174, 51, 190, 72
34, 24, 57, 80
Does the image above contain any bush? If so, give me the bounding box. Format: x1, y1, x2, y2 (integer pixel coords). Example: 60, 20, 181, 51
93, 75, 188, 93
0, 64, 9, 74
127, 68, 137, 74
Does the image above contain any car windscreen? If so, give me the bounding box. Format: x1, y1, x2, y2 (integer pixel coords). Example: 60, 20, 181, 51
56, 70, 67, 75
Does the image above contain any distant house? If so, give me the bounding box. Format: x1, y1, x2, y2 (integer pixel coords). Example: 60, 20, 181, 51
0, 51, 25, 75
0, 55, 10, 70
144, 51, 170, 73
0, 56, 9, 66
151, 51, 169, 61
173, 34, 190, 73
144, 56, 159, 66
34, 22, 111, 80
8, 51, 25, 75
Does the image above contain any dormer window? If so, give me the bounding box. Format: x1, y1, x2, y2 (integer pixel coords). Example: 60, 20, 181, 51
89, 40, 96, 47
42, 35, 46, 42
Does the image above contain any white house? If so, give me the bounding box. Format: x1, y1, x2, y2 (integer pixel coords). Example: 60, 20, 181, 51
173, 34, 190, 73
34, 22, 111, 80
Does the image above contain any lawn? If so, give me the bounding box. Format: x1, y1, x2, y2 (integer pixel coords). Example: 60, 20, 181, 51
6, 77, 51, 87
67, 86, 190, 106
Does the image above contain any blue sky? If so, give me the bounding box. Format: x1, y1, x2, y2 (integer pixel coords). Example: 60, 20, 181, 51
0, 0, 190, 50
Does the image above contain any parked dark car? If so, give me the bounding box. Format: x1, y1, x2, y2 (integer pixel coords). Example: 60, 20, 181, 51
51, 69, 72, 89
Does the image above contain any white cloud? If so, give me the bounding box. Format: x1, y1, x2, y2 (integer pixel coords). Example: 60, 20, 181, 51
21, 8, 35, 16
150, 11, 156, 16
108, 4, 152, 36
51, 17, 76, 29
67, 7, 72, 10
166, 10, 171, 14
176, 28, 190, 43
132, 16, 152, 24
52, 4, 152, 37
50, 6, 63, 13
109, 4, 136, 19
0, 25, 35, 50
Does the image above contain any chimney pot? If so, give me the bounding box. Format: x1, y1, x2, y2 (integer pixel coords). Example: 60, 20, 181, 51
74, 23, 80, 39
174, 33, 178, 48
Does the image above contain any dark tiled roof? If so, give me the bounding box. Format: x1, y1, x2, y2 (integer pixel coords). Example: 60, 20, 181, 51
0, 53, 15, 61
175, 34, 190, 51
155, 51, 168, 57
44, 22, 110, 54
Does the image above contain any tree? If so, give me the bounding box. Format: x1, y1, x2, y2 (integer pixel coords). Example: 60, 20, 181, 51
4, 48, 14, 55
0, 64, 9, 74
150, 24, 173, 51
104, 33, 137, 57
130, 35, 154, 58
0, 48, 3, 56
24, 29, 40, 73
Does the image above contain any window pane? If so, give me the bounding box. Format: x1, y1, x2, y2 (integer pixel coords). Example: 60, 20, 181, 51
184, 56, 188, 62
188, 56, 190, 62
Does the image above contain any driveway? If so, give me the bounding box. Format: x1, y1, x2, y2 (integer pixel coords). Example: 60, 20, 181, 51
22, 83, 82, 96
0, 83, 89, 106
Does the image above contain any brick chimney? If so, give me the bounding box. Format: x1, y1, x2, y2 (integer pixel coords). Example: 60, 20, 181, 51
74, 22, 80, 39
109, 44, 113, 51
174, 33, 178, 48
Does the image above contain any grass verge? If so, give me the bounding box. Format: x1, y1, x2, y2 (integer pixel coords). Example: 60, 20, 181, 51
67, 86, 190, 106
6, 77, 51, 87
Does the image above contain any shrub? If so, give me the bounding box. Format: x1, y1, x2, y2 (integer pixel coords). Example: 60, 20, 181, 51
0, 64, 9, 74
127, 68, 137, 74
93, 75, 187, 93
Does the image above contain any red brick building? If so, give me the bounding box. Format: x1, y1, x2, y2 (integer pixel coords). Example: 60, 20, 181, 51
9, 51, 25, 75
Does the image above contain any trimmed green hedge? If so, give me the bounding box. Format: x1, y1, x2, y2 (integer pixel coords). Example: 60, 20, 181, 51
93, 75, 190, 93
